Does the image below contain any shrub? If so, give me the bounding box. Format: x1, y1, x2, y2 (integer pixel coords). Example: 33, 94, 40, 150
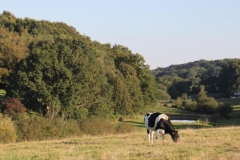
0, 116, 17, 143
15, 114, 82, 141
80, 117, 115, 136
185, 100, 197, 111
1, 97, 26, 119
197, 93, 218, 114
172, 97, 182, 109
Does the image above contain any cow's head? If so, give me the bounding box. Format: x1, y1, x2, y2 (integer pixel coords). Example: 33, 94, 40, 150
171, 130, 179, 143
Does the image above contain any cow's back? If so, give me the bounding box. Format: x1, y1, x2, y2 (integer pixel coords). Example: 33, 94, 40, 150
144, 112, 169, 129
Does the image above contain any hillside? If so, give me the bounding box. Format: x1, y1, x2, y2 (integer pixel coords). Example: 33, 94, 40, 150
152, 59, 240, 99
0, 11, 159, 118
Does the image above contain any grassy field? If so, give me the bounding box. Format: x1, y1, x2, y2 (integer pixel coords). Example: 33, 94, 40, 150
0, 126, 240, 160
1, 102, 240, 160
0, 90, 240, 159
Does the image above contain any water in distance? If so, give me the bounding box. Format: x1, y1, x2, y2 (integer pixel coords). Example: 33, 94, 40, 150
172, 120, 196, 123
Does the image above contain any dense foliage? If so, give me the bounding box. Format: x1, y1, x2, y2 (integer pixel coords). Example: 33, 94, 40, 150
153, 59, 240, 99
0, 11, 158, 120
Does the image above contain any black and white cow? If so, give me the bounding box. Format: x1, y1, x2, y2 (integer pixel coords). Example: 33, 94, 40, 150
144, 112, 179, 143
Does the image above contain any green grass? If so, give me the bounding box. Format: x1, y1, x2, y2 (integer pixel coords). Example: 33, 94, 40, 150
122, 104, 211, 130
147, 103, 199, 115
124, 103, 240, 130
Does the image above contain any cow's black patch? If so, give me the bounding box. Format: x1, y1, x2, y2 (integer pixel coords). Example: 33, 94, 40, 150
156, 119, 175, 134
147, 112, 161, 128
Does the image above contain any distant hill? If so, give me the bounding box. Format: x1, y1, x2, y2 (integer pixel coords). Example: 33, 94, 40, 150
152, 59, 240, 99
152, 59, 236, 77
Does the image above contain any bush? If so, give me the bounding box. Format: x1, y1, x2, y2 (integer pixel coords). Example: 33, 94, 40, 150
0, 116, 17, 143
80, 117, 115, 136
115, 122, 135, 134
15, 114, 82, 141
172, 97, 182, 109
1, 97, 26, 119
185, 100, 197, 111
197, 93, 218, 114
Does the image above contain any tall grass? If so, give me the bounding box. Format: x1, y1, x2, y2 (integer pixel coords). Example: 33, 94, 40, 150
0, 126, 239, 160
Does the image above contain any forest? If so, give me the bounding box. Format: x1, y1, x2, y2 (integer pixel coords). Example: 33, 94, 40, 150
153, 58, 240, 100
0, 11, 158, 119
0, 11, 240, 143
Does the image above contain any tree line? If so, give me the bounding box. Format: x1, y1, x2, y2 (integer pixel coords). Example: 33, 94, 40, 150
0, 11, 159, 120
153, 59, 240, 99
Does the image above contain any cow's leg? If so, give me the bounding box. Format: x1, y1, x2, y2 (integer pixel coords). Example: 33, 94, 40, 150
149, 130, 154, 143
146, 129, 150, 142
155, 129, 159, 140
159, 129, 165, 143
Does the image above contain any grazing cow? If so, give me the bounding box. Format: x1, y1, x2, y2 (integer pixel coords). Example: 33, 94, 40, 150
144, 112, 179, 143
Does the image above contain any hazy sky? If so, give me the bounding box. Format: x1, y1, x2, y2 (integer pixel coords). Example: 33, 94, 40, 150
1, 1, 240, 69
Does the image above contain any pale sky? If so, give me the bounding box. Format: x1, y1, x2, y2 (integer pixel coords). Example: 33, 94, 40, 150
1, 0, 240, 69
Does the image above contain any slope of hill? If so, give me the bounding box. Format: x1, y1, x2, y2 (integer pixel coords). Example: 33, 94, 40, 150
152, 59, 240, 99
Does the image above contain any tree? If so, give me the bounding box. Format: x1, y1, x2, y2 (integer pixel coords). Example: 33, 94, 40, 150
218, 59, 240, 96
119, 62, 144, 113
168, 85, 180, 99
6, 38, 82, 119
0, 28, 29, 87
106, 70, 132, 115
1, 97, 26, 119
109, 45, 158, 106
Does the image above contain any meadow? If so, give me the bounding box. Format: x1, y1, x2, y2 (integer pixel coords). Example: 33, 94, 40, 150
0, 126, 240, 160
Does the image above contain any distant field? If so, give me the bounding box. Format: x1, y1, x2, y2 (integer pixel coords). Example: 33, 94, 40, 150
0, 126, 239, 160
